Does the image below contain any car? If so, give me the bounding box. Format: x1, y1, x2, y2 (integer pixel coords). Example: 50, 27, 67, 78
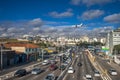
42, 60, 49, 65
85, 74, 93, 80
77, 62, 82, 67
109, 69, 117, 75
59, 65, 66, 70
50, 60, 57, 64
31, 68, 42, 74
76, 55, 79, 58
65, 59, 71, 64
94, 70, 100, 77
14, 69, 27, 77
49, 64, 57, 71
63, 62, 69, 66
44, 74, 55, 80
67, 67, 75, 73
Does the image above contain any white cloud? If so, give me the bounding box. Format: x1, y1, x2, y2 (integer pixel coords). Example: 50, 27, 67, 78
33, 27, 40, 31
70, 0, 81, 5
104, 13, 120, 23
71, 0, 112, 6
82, 0, 112, 6
1, 33, 8, 37
7, 27, 17, 32
49, 9, 73, 18
29, 18, 43, 27
44, 21, 69, 26
0, 27, 6, 31
81, 10, 104, 20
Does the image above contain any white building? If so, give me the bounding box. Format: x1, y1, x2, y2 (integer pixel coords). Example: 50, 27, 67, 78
106, 28, 120, 55
80, 36, 89, 42
100, 38, 106, 44
57, 37, 81, 46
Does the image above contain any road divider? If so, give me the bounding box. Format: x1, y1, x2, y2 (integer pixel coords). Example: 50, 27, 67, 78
57, 58, 77, 80
86, 50, 112, 80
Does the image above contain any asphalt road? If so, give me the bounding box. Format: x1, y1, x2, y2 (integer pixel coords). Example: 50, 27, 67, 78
0, 61, 40, 76
96, 56, 120, 80
5, 60, 61, 80
63, 51, 102, 80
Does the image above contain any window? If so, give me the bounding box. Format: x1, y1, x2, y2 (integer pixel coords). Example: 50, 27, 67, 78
26, 49, 28, 52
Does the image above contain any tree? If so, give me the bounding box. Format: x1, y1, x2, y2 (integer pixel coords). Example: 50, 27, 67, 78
113, 44, 120, 54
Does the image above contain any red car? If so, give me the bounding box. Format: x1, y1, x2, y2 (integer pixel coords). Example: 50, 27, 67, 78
49, 64, 57, 71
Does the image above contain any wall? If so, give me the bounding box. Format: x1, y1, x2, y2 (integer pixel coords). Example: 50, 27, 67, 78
11, 47, 25, 53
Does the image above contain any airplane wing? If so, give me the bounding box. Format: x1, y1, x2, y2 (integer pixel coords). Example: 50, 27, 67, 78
71, 23, 83, 28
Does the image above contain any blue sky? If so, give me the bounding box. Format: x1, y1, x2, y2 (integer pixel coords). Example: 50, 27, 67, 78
0, 0, 120, 37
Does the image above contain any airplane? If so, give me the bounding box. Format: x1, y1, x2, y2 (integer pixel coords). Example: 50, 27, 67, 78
72, 23, 83, 28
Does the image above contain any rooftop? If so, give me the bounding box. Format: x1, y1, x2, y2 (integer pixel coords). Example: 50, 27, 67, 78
114, 28, 120, 32
4, 42, 39, 48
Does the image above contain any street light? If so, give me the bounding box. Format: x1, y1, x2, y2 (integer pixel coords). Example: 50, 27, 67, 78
0, 44, 3, 70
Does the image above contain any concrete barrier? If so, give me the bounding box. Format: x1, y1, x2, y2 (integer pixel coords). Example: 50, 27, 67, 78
57, 62, 72, 80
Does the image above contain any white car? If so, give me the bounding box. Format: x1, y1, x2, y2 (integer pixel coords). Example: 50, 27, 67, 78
42, 60, 49, 65
85, 74, 93, 80
31, 68, 42, 74
109, 69, 117, 75
44, 74, 55, 80
67, 67, 74, 73
94, 70, 100, 77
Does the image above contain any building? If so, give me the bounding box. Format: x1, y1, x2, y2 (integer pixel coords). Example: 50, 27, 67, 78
0, 49, 16, 68
106, 28, 120, 56
4, 43, 40, 61
80, 36, 89, 42
100, 38, 106, 44
56, 37, 81, 46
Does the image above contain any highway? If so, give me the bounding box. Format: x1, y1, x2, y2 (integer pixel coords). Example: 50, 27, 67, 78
0, 61, 40, 76
5, 60, 61, 80
96, 56, 120, 80
3, 49, 118, 80
63, 51, 102, 80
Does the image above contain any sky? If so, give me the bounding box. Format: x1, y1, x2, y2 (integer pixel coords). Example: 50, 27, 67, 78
0, 0, 120, 37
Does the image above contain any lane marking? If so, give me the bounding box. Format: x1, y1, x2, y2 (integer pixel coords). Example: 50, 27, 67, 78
72, 75, 74, 78
63, 73, 68, 80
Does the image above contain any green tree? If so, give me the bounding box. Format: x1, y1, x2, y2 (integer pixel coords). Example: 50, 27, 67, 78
113, 44, 120, 54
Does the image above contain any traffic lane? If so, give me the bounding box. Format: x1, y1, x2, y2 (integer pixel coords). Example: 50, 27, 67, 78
97, 56, 120, 80
5, 62, 50, 80
0, 54, 57, 76
33, 64, 62, 80
83, 52, 91, 74
63, 57, 78, 80
74, 54, 84, 80
0, 61, 41, 76
83, 52, 102, 80
23, 61, 60, 80
86, 55, 102, 80
6, 59, 59, 80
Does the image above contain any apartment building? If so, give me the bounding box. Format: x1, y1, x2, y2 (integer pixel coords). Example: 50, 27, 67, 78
106, 28, 120, 55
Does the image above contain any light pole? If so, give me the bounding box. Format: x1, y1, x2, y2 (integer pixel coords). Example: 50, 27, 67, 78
42, 49, 44, 62
1, 44, 3, 70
